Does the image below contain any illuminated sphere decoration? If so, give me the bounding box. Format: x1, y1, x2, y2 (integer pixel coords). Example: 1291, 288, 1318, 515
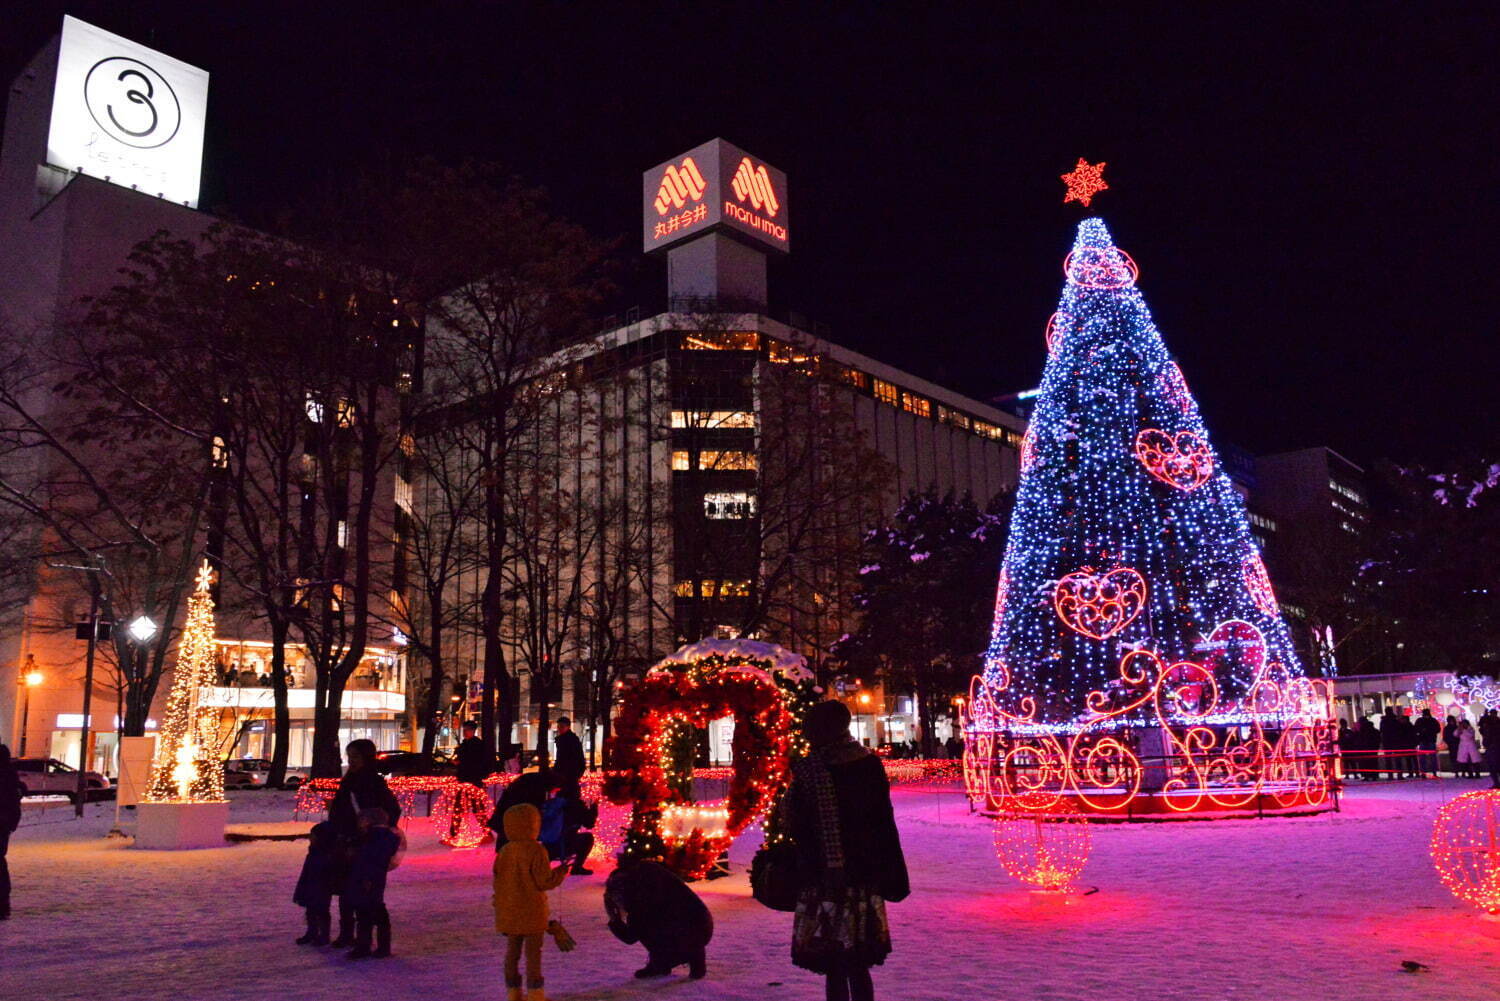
431, 782, 492, 849
1431, 791, 1500, 915
992, 811, 1092, 892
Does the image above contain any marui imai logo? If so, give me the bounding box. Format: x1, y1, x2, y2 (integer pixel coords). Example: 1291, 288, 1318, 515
652, 156, 710, 241
725, 156, 786, 243
84, 56, 182, 149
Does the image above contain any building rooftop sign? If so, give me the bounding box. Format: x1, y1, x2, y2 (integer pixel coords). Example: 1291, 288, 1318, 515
643, 138, 789, 255
46, 16, 210, 208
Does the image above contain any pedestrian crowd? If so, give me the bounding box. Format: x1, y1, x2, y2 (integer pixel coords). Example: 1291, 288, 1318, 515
288, 708, 909, 1001
1338, 707, 1500, 785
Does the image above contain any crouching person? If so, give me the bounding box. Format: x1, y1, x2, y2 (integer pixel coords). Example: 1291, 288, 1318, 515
494, 803, 569, 1001
605, 857, 713, 979
345, 807, 402, 959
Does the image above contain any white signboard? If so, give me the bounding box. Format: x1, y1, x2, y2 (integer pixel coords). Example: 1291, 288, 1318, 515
46, 16, 209, 207
117, 735, 158, 807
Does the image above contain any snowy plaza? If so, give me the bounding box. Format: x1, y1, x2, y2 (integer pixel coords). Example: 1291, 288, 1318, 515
4, 780, 1496, 1001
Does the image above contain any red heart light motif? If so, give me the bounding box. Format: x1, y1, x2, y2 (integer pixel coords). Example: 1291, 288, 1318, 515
1195, 619, 1268, 690
1134, 428, 1215, 491
1053, 566, 1148, 639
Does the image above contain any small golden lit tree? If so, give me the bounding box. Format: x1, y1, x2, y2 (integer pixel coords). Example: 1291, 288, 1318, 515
145, 561, 226, 803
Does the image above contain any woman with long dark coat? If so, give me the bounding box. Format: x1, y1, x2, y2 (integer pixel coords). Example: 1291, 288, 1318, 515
787, 701, 909, 1001
0, 744, 21, 920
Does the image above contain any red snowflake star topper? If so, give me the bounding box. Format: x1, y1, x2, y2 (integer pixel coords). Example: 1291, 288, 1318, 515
1061, 158, 1108, 207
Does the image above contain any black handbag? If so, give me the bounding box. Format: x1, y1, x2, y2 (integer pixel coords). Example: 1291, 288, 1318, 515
750, 841, 802, 912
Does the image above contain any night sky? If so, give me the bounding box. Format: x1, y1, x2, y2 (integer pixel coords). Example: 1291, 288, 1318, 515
5, 3, 1496, 465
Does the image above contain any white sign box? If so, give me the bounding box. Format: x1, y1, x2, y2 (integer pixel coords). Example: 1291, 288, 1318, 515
46, 16, 209, 207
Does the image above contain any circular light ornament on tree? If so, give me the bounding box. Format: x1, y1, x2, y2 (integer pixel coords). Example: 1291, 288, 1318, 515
1431, 790, 1500, 916
992, 810, 1092, 892
603, 638, 808, 878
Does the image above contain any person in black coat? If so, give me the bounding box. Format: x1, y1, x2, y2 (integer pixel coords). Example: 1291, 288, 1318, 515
455, 721, 495, 788
0, 744, 21, 920
1413, 708, 1441, 776
293, 821, 338, 945
606, 857, 713, 979
328, 739, 402, 947
552, 718, 585, 790
344, 807, 402, 959
487, 771, 553, 852
787, 701, 909, 1001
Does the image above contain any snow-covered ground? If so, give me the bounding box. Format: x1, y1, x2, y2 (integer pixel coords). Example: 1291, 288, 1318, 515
2, 780, 1497, 1001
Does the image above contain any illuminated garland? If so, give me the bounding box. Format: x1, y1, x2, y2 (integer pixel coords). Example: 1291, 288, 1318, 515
144, 562, 225, 803
603, 640, 802, 879
992, 808, 1092, 891
1431, 791, 1500, 914
965, 217, 1333, 817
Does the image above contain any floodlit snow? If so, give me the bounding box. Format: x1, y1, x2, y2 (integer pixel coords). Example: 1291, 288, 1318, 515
3, 782, 1498, 1000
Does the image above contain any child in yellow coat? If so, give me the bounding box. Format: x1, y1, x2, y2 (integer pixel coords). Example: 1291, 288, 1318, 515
493, 803, 569, 1001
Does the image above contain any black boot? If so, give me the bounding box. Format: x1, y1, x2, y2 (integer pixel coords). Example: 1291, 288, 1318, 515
330, 903, 354, 949
311, 912, 331, 946
371, 918, 391, 959
295, 913, 319, 945
688, 947, 707, 980
346, 916, 372, 960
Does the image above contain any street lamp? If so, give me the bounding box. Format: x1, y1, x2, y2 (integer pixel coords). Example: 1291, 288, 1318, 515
18, 656, 42, 756
127, 615, 158, 643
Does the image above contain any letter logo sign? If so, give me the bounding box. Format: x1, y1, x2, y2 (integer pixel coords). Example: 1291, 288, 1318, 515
46, 17, 210, 208
643, 139, 789, 255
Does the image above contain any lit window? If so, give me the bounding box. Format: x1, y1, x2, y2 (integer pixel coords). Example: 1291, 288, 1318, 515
700, 450, 757, 470
1329, 480, 1365, 505
395, 476, 413, 513
671, 410, 757, 430
873, 380, 898, 406
713, 580, 752, 598
336, 398, 356, 428
211, 435, 229, 469
704, 491, 757, 519
674, 580, 697, 598
305, 393, 324, 424
901, 392, 932, 418
683, 331, 759, 351
672, 450, 693, 471
937, 406, 971, 430
767, 339, 815, 366
337, 520, 349, 548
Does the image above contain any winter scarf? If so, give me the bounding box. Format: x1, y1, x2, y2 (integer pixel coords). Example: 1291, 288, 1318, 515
795, 735, 864, 875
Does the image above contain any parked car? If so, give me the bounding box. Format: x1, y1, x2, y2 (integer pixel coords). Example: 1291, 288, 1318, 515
225, 757, 307, 789
223, 764, 261, 790
373, 750, 455, 777
12, 758, 112, 802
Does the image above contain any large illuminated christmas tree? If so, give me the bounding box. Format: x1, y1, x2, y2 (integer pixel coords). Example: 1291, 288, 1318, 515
964, 168, 1332, 815
145, 561, 226, 803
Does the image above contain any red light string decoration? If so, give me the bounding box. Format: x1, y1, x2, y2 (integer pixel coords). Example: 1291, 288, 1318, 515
965, 214, 1333, 818
1060, 158, 1109, 208
992, 808, 1092, 892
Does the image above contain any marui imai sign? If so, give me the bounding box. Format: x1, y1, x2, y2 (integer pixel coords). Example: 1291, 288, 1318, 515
46, 16, 210, 208
642, 138, 789, 254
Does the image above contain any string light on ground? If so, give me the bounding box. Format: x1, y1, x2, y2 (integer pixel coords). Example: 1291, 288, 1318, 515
992, 810, 1092, 892
1431, 791, 1500, 915
431, 782, 493, 849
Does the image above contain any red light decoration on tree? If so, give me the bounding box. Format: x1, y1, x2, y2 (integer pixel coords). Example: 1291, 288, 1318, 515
1243, 554, 1280, 617
1045, 310, 1074, 356
1431, 791, 1500, 915
1060, 158, 1109, 208
1064, 245, 1138, 289
1019, 427, 1038, 474
1159, 361, 1192, 414
1053, 566, 1148, 640
992, 809, 1092, 891
1133, 429, 1215, 492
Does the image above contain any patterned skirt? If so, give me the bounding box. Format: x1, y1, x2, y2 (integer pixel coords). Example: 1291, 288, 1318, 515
791, 885, 892, 973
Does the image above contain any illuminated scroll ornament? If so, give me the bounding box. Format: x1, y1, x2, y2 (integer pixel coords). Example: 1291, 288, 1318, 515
1064, 245, 1138, 289
1134, 428, 1214, 491
1053, 566, 1147, 639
